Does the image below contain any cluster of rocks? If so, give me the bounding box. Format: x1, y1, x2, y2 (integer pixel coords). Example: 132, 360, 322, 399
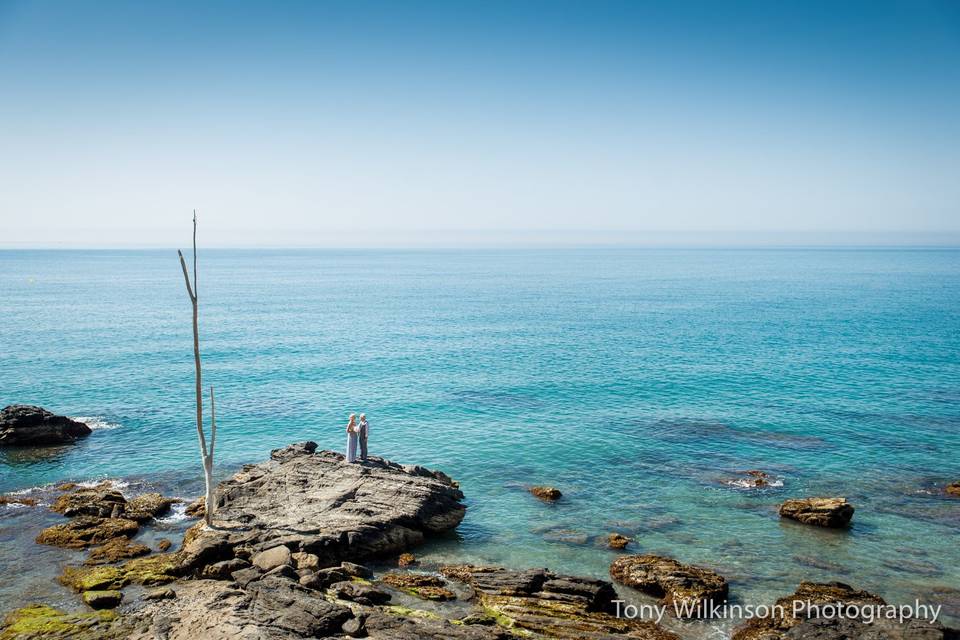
35, 483, 177, 552
0, 405, 91, 446
2, 438, 957, 640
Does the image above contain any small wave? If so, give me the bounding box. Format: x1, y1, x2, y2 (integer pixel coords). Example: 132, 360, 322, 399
156, 502, 189, 523
73, 416, 121, 431
74, 478, 131, 490
724, 477, 784, 489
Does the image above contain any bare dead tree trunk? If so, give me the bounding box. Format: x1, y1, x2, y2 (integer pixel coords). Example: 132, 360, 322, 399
178, 210, 216, 527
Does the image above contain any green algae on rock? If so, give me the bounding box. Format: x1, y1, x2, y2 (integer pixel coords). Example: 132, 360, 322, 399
0, 605, 120, 640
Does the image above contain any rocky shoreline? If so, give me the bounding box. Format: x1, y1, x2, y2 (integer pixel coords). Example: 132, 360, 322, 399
1, 439, 958, 639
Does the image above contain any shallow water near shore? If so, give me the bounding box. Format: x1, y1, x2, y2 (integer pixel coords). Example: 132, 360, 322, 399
2, 248, 959, 632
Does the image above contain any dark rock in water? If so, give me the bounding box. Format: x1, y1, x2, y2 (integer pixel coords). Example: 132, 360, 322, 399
732, 582, 956, 640
177, 445, 465, 576
124, 493, 176, 522
609, 554, 729, 616
608, 532, 630, 549
946, 482, 960, 497
52, 485, 126, 518
85, 537, 151, 565
36, 516, 139, 549
530, 486, 562, 501
440, 564, 678, 639
330, 580, 392, 605
0, 405, 92, 446
779, 497, 853, 528
82, 589, 122, 610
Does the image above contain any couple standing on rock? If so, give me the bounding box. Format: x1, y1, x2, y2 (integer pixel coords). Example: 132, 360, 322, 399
345, 413, 369, 463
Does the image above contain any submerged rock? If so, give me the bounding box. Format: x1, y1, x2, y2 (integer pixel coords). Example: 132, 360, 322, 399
0, 405, 92, 446
36, 516, 139, 549
529, 486, 562, 501
178, 443, 466, 575
609, 554, 729, 616
779, 497, 854, 528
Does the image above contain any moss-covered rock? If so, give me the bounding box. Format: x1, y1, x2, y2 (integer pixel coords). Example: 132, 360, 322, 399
0, 604, 119, 639
84, 537, 150, 565
60, 553, 183, 592
36, 517, 139, 549
60, 566, 126, 592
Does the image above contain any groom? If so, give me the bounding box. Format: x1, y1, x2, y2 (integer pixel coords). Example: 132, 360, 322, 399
358, 413, 369, 461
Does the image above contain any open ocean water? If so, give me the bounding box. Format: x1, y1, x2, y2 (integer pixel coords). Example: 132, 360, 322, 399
1, 247, 959, 634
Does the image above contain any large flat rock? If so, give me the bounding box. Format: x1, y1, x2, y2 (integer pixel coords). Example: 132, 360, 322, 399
178, 442, 466, 572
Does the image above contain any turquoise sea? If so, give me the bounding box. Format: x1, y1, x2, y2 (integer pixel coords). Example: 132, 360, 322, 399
2, 248, 959, 633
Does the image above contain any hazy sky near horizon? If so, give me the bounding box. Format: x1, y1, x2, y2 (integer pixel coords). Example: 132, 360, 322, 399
1, 0, 959, 247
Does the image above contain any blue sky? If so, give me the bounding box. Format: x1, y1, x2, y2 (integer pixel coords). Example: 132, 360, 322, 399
0, 0, 958, 246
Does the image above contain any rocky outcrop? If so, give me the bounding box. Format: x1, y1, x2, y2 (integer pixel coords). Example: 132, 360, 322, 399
176, 442, 466, 574
36, 516, 139, 549
51, 485, 175, 522
85, 537, 151, 564
0, 405, 91, 446
124, 493, 176, 522
51, 485, 126, 518
779, 497, 854, 528
440, 564, 678, 639
530, 486, 562, 501
609, 554, 728, 616
946, 482, 960, 497
398, 552, 417, 567
732, 582, 956, 640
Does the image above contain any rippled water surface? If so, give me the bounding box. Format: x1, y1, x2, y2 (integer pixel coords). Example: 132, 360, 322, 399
2, 248, 959, 630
